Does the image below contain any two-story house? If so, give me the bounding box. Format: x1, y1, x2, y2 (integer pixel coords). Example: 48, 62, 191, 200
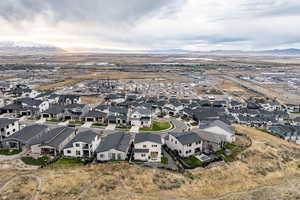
165, 132, 202, 157
63, 131, 101, 158
133, 133, 162, 162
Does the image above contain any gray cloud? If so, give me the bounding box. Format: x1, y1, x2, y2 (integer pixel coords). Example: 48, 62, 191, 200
0, 0, 299, 50
0, 0, 185, 26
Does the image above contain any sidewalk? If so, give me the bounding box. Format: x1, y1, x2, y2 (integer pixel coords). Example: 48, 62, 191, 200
129, 125, 140, 133
105, 124, 116, 130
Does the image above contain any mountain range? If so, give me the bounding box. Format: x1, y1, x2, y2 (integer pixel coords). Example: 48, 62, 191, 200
0, 41, 64, 54
0, 41, 300, 55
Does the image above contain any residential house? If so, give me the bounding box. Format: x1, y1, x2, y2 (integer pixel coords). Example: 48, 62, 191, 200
36, 126, 77, 156
12, 87, 40, 98
200, 120, 236, 143
81, 110, 107, 123
268, 125, 300, 144
63, 130, 101, 158
16, 98, 49, 113
58, 95, 81, 105
0, 118, 19, 140
107, 106, 128, 125
193, 129, 224, 153
2, 124, 48, 150
63, 104, 90, 121
96, 132, 131, 161
130, 108, 152, 127
41, 104, 65, 120
134, 133, 162, 162
165, 132, 202, 157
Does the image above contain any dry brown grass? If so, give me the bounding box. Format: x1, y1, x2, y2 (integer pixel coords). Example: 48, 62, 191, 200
0, 176, 38, 200
80, 97, 105, 104
1, 126, 300, 200
34, 126, 300, 200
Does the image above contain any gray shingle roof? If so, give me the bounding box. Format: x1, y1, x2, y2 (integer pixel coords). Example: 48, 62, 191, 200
134, 133, 162, 144
40, 127, 75, 148
193, 129, 224, 144
96, 132, 131, 153
5, 124, 48, 143
64, 130, 99, 149
0, 118, 18, 129
169, 132, 201, 145
83, 111, 106, 118
43, 104, 64, 115
201, 120, 235, 134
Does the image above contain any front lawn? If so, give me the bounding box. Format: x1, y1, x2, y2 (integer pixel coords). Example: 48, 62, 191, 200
116, 125, 132, 130
50, 158, 85, 168
140, 120, 173, 132
46, 119, 63, 124
21, 156, 50, 166
92, 123, 107, 128
69, 121, 85, 126
183, 156, 203, 167
0, 149, 21, 156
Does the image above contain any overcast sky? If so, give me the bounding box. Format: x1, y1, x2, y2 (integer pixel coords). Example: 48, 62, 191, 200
0, 0, 300, 51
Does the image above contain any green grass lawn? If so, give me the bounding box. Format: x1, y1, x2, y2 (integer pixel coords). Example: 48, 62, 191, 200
190, 122, 199, 126
161, 157, 168, 165
0, 149, 21, 155
50, 158, 85, 168
92, 123, 107, 128
69, 121, 85, 126
291, 112, 300, 114
21, 156, 50, 166
140, 120, 173, 132
46, 119, 62, 123
183, 156, 203, 167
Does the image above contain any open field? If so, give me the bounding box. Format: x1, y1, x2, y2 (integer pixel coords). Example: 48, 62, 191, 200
37, 71, 191, 91
1, 126, 300, 200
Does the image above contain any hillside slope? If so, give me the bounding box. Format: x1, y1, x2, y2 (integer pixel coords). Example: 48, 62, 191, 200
1, 125, 300, 200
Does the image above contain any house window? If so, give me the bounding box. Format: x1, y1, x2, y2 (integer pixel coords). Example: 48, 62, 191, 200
13, 129, 15, 132
143, 145, 147, 148
76, 151, 81, 156
141, 154, 146, 157
99, 154, 104, 158
75, 143, 80, 147
152, 145, 157, 147
175, 141, 177, 144
67, 150, 71, 154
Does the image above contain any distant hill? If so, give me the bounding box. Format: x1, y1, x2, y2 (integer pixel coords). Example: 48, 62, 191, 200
74, 47, 300, 55
207, 48, 300, 56
0, 41, 64, 54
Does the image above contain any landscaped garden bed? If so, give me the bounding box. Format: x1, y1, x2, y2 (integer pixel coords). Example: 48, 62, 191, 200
0, 149, 21, 156
21, 156, 50, 166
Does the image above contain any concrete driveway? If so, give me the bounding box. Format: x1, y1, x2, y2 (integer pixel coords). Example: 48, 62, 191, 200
129, 125, 140, 133
106, 124, 116, 131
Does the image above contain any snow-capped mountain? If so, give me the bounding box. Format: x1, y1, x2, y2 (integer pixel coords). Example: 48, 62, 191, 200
0, 41, 64, 54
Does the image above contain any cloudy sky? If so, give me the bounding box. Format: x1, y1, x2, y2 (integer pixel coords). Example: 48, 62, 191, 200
0, 0, 300, 51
